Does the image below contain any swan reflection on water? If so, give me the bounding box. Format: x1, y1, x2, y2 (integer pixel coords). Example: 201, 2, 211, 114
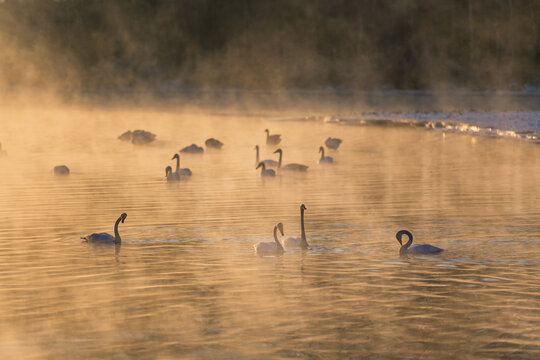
396, 229, 443, 255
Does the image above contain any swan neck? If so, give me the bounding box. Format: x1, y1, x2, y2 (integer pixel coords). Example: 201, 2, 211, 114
175, 156, 180, 173
255, 147, 259, 164
300, 208, 308, 247
273, 226, 283, 250
400, 232, 413, 252
277, 151, 282, 168
114, 217, 122, 243
320, 147, 325, 159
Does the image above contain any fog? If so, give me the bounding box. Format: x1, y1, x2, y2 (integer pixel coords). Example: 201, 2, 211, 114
1, 0, 539, 106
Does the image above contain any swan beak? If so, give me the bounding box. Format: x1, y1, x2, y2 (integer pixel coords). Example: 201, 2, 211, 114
121, 213, 127, 223
396, 234, 402, 245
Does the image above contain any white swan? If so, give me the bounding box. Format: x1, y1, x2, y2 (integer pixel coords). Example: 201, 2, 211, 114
53, 165, 70, 176
254, 145, 279, 167
256, 162, 276, 177
254, 223, 285, 255
273, 148, 309, 172
325, 137, 342, 149
318, 146, 333, 164
172, 153, 192, 176
396, 230, 443, 255
205, 138, 224, 149
165, 166, 180, 182
284, 204, 309, 249
180, 144, 204, 153
265, 129, 281, 145
82, 213, 127, 244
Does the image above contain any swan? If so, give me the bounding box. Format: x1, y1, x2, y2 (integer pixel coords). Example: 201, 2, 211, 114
165, 166, 180, 182
82, 213, 127, 244
118, 130, 156, 144
396, 230, 443, 255
180, 144, 204, 154
172, 153, 192, 176
318, 146, 333, 164
254, 145, 279, 167
325, 137, 342, 150
205, 138, 224, 149
53, 165, 70, 176
118, 130, 133, 142
254, 223, 285, 255
273, 148, 309, 172
256, 162, 276, 177
284, 204, 309, 249
265, 129, 281, 145
131, 130, 156, 145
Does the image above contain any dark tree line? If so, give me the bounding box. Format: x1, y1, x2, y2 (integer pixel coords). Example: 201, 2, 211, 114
1, 0, 539, 92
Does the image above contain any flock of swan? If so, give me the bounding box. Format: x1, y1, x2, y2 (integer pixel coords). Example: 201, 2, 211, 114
76, 127, 443, 256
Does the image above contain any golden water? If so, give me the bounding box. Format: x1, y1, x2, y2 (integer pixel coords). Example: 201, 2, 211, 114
0, 107, 539, 359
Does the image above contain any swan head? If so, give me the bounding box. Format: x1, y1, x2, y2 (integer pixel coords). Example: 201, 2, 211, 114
165, 166, 172, 176
264, 129, 269, 134
120, 213, 127, 223
273, 148, 282, 154
396, 230, 412, 245
254, 145, 259, 151
277, 222, 284, 236
256, 162, 265, 170
171, 154, 179, 160
319, 146, 324, 153
300, 204, 307, 211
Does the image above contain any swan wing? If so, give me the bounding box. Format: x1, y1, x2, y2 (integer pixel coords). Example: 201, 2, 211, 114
262, 159, 279, 167
83, 232, 115, 243
179, 168, 192, 176
254, 241, 281, 254
284, 237, 302, 248
408, 244, 443, 254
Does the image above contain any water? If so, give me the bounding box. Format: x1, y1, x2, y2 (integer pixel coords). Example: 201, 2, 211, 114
0, 106, 539, 359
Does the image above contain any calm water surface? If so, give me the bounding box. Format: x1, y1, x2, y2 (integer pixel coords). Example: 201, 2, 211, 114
0, 107, 539, 359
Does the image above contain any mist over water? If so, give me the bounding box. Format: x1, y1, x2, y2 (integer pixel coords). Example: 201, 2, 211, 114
0, 106, 539, 359
1, 1, 540, 358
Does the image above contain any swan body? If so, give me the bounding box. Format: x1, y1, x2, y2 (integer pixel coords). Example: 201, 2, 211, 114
325, 137, 342, 149
265, 129, 281, 145
180, 144, 204, 154
318, 146, 333, 164
396, 230, 443, 255
118, 130, 156, 145
254, 223, 284, 255
82, 213, 127, 244
165, 166, 180, 182
53, 165, 70, 176
256, 162, 276, 177
254, 145, 278, 167
205, 138, 224, 149
284, 204, 309, 249
273, 149, 309, 172
172, 153, 192, 177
